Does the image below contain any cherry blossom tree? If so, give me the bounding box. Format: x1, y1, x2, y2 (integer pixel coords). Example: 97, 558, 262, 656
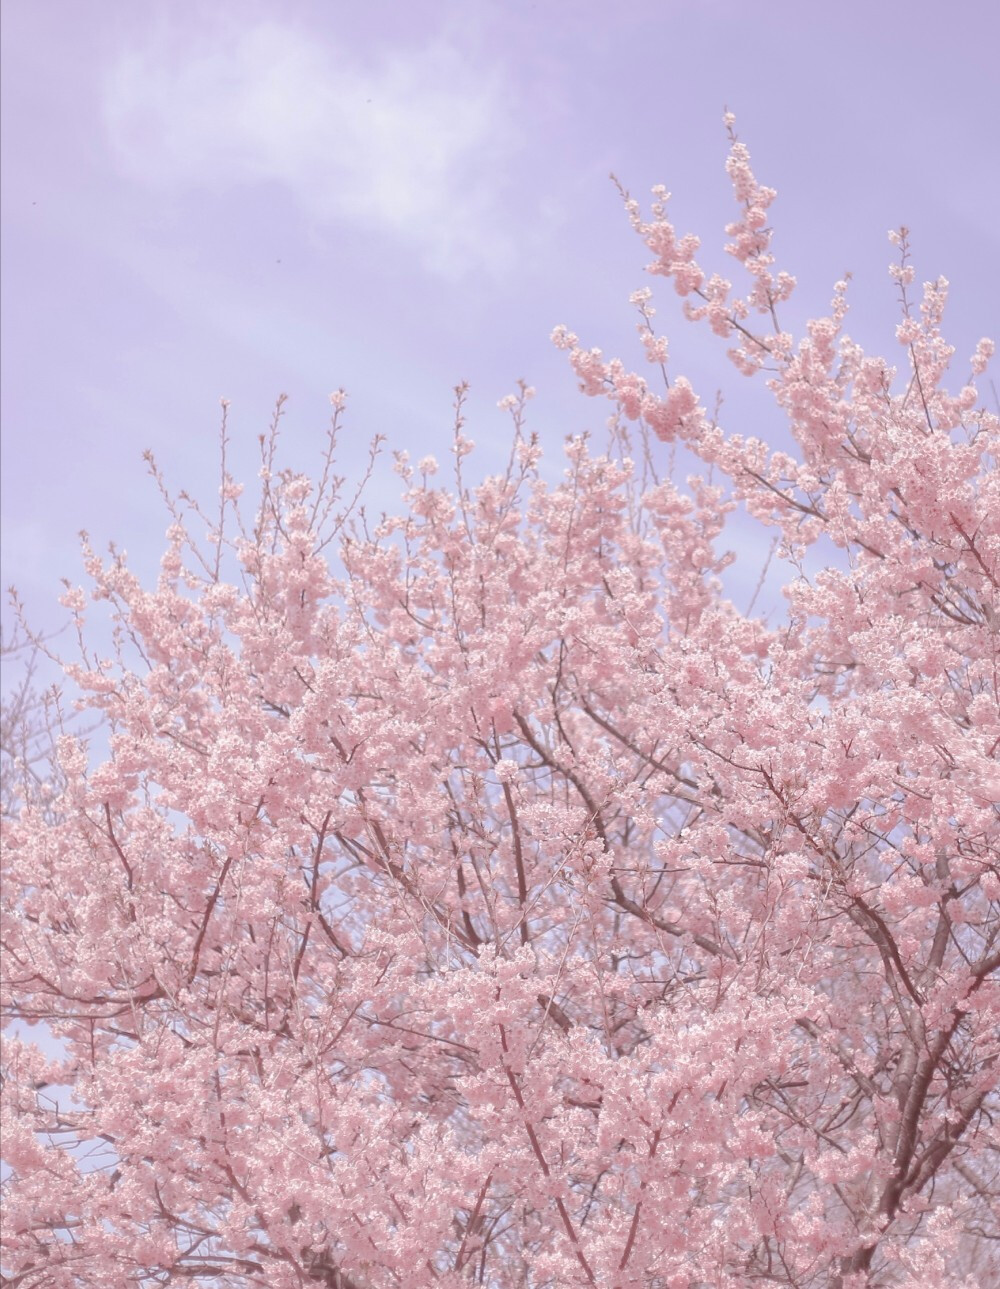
2, 120, 998, 1289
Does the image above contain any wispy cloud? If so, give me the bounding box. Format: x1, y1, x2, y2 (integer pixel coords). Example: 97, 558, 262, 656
102, 21, 519, 276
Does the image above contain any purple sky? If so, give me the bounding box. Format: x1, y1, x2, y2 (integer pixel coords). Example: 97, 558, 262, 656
2, 0, 998, 643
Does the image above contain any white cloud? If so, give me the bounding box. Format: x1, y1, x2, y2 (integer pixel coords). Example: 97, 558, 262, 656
102, 22, 519, 276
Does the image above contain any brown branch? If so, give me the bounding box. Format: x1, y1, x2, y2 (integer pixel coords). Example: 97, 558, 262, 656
498, 1022, 597, 1286
502, 780, 531, 946
454, 1172, 494, 1273
617, 1123, 664, 1274
293, 810, 333, 983
103, 802, 134, 892
187, 853, 234, 984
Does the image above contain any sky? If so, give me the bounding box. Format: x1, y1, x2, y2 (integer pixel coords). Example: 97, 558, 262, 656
2, 0, 998, 652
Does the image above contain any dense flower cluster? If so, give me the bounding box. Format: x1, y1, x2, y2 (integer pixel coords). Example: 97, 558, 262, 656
2, 124, 998, 1288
